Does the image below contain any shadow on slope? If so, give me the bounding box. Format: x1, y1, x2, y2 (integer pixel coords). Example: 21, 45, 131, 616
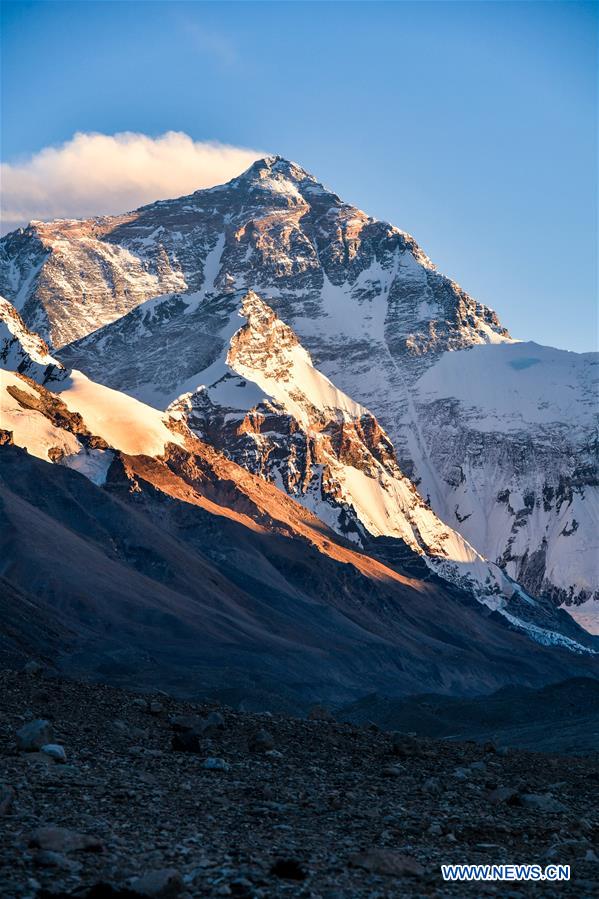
339, 678, 599, 755
1, 443, 597, 710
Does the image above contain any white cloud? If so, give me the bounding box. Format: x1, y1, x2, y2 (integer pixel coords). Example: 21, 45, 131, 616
1, 131, 263, 233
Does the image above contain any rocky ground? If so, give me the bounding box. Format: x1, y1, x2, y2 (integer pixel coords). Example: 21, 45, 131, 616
0, 668, 598, 899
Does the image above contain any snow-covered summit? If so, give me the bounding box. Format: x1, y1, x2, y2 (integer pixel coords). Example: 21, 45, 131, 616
0, 152, 508, 351
214, 155, 329, 197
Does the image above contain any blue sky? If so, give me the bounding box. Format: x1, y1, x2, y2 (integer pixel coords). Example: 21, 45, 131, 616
1, 1, 597, 351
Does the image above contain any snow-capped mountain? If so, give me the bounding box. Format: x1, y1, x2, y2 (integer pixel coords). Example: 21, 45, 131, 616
1, 156, 597, 625
1, 295, 594, 656
168, 292, 522, 595
2, 296, 597, 698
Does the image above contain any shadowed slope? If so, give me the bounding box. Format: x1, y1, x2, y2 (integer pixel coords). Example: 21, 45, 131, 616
2, 443, 596, 706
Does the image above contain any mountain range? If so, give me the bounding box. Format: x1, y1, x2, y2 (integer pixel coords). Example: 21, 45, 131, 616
1, 155, 597, 708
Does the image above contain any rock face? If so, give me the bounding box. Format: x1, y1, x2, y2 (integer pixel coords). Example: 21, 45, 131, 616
168, 291, 489, 567
16, 719, 53, 751
5, 397, 597, 699
0, 157, 508, 354
1, 155, 595, 621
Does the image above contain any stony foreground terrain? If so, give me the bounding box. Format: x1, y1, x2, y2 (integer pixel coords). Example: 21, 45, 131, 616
1, 669, 598, 898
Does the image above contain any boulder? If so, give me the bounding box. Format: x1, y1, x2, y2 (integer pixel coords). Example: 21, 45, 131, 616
520, 793, 567, 813
0, 785, 15, 815
350, 849, 424, 877
23, 660, 44, 676
269, 859, 306, 881
28, 826, 104, 853
16, 719, 53, 751
249, 729, 275, 753
41, 743, 67, 763
202, 757, 229, 771
171, 731, 201, 753
129, 868, 184, 898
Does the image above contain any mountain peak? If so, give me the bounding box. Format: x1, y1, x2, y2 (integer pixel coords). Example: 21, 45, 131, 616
241, 154, 317, 182
217, 154, 334, 202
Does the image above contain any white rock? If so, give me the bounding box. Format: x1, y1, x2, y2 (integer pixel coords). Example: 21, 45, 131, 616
40, 744, 67, 763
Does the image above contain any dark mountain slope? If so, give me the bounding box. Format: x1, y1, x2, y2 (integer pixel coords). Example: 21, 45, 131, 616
2, 444, 596, 708
339, 678, 599, 755
0, 578, 74, 670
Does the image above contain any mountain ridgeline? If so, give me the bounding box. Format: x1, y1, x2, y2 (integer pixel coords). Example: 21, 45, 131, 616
1, 156, 597, 707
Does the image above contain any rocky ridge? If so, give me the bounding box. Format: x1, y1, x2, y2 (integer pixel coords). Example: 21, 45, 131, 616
0, 294, 65, 384
167, 290, 581, 647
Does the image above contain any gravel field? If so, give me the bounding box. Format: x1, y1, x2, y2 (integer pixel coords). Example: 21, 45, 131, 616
1, 668, 597, 898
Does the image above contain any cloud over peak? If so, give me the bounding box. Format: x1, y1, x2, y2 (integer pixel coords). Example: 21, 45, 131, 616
1, 131, 263, 233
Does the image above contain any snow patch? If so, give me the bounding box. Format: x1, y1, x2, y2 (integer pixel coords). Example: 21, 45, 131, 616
416, 342, 598, 432
61, 446, 114, 485
56, 371, 184, 456
0, 371, 79, 462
